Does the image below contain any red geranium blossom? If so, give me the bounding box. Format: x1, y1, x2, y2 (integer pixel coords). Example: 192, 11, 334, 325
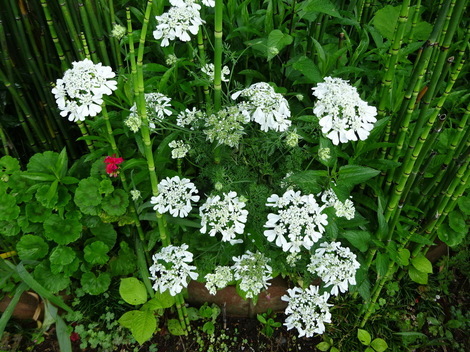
104, 154, 124, 177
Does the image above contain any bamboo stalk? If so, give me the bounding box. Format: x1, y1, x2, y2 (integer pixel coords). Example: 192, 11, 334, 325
78, 1, 99, 62
58, 0, 85, 59
84, 0, 111, 66
213, 0, 223, 112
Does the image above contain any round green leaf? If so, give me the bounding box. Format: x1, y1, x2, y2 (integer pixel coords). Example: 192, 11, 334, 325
34, 261, 70, 293
44, 214, 82, 245
27, 151, 59, 174
408, 266, 428, 284
119, 278, 147, 305
17, 235, 49, 260
99, 179, 114, 195
0, 155, 20, 175
84, 241, 109, 265
167, 319, 185, 336
35, 182, 58, 209
81, 272, 111, 295
410, 254, 432, 274
74, 177, 102, 214
316, 342, 331, 351
26, 202, 52, 223
358, 328, 372, 345
438, 223, 465, 247
50, 246, 76, 266
102, 189, 129, 216
0, 220, 20, 237
0, 192, 20, 221
90, 222, 117, 249
371, 338, 388, 352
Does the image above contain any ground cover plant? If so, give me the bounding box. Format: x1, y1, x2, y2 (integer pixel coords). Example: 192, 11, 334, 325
0, 0, 468, 351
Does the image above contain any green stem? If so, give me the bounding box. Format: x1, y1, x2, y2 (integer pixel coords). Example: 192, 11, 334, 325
213, 0, 223, 112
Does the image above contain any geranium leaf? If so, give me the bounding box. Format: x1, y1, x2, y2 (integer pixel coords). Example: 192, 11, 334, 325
16, 235, 49, 261
33, 261, 70, 294
102, 189, 129, 216
84, 241, 110, 266
81, 272, 111, 295
43, 214, 82, 245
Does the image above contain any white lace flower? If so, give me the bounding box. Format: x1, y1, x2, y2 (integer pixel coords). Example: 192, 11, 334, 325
320, 188, 355, 220
232, 251, 272, 299
169, 140, 191, 159
312, 77, 377, 145
130, 189, 141, 201
264, 190, 328, 253
176, 107, 205, 129
199, 191, 248, 243
281, 285, 332, 337
126, 93, 172, 132
52, 59, 117, 122
149, 244, 199, 296
201, 63, 230, 82
307, 242, 360, 296
231, 82, 292, 132
201, 0, 215, 7
205, 266, 233, 295
151, 176, 200, 218
153, 4, 204, 47
204, 106, 250, 147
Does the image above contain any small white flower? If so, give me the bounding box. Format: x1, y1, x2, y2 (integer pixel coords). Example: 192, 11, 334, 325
307, 242, 360, 296
166, 54, 178, 66
169, 140, 191, 159
264, 190, 328, 253
232, 251, 272, 298
201, 63, 230, 82
204, 105, 250, 147
199, 191, 248, 243
312, 77, 377, 145
320, 188, 355, 220
281, 285, 332, 337
149, 244, 199, 296
231, 82, 292, 132
176, 107, 205, 129
130, 189, 141, 201
151, 176, 200, 218
318, 147, 331, 161
126, 93, 172, 132
111, 24, 126, 40
205, 266, 233, 295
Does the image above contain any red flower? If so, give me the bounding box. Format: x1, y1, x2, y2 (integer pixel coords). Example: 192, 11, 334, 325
104, 154, 124, 177
70, 332, 80, 342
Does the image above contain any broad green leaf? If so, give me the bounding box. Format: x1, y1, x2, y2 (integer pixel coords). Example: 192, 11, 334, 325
81, 272, 111, 295
266, 30, 292, 61
119, 278, 147, 305
119, 310, 157, 345
337, 165, 380, 188
35, 180, 59, 208
408, 266, 428, 284
298, 0, 341, 20
0, 220, 20, 237
20, 172, 57, 182
365, 348, 375, 352
371, 338, 388, 352
109, 241, 137, 276
448, 210, 467, 233
0, 192, 20, 221
202, 321, 215, 335
90, 222, 117, 249
316, 342, 331, 351
102, 189, 129, 216
457, 196, 470, 215
342, 230, 371, 252
411, 254, 432, 274
142, 290, 176, 310
286, 170, 328, 194
331, 348, 340, 352
84, 241, 110, 266
55, 147, 68, 180
0, 155, 20, 175
292, 56, 322, 83
74, 177, 102, 213
167, 319, 186, 336
44, 214, 82, 245
397, 248, 410, 266
16, 235, 49, 260
33, 261, 70, 293
358, 329, 372, 345
99, 179, 114, 195
438, 223, 466, 247
26, 151, 59, 175
375, 253, 390, 278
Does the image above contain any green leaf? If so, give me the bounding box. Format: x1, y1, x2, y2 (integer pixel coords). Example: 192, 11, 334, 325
20, 172, 57, 182
43, 214, 82, 245
55, 147, 68, 180
27, 151, 59, 175
365, 347, 375, 352
298, 0, 341, 20
457, 196, 470, 215
167, 319, 186, 336
142, 290, 176, 311
342, 230, 371, 252
448, 210, 467, 233
33, 262, 70, 294
266, 30, 292, 61
81, 272, 111, 295
50, 246, 77, 273
90, 222, 117, 249
35, 180, 59, 208
411, 254, 432, 274
316, 342, 331, 351
375, 253, 390, 278
84, 241, 110, 266
0, 192, 20, 221
99, 179, 114, 195
331, 347, 340, 352
119, 278, 148, 305
438, 222, 466, 247
358, 329, 372, 345
371, 338, 388, 352
0, 155, 20, 176
408, 266, 428, 284
16, 235, 49, 261
0, 220, 20, 237
102, 189, 129, 216
74, 177, 102, 214
292, 56, 322, 83
109, 241, 137, 276
397, 248, 410, 266
337, 165, 380, 189
202, 321, 215, 335
286, 170, 328, 193
119, 310, 157, 344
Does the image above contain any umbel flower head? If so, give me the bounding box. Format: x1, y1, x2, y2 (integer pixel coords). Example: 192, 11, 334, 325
205, 266, 234, 295
104, 154, 124, 177
231, 82, 292, 132
149, 244, 198, 296
312, 76, 377, 145
307, 241, 360, 296
264, 190, 328, 253
320, 188, 355, 220
281, 285, 332, 337
151, 176, 200, 218
125, 93, 172, 133
201, 63, 230, 82
199, 191, 248, 244
52, 58, 117, 122
204, 105, 250, 148
232, 251, 272, 299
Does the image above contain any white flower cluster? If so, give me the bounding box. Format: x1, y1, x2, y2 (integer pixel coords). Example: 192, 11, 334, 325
264, 190, 328, 253
307, 242, 360, 296
125, 93, 172, 132
149, 244, 198, 296
201, 63, 230, 82
199, 191, 248, 243
312, 76, 377, 145
204, 105, 250, 147
281, 286, 332, 337
52, 59, 117, 122
151, 176, 200, 218
320, 188, 355, 220
169, 140, 191, 159
153, 1, 205, 47
176, 107, 205, 129
204, 266, 233, 295
232, 251, 272, 299
231, 82, 292, 132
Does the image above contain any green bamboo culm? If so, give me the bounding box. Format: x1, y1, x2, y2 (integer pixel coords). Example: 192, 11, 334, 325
197, 29, 212, 111
40, 0, 68, 71
84, 0, 111, 66
78, 1, 99, 63
57, 0, 85, 60
213, 0, 223, 112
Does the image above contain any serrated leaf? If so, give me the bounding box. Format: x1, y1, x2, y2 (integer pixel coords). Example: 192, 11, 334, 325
142, 291, 176, 311
33, 262, 70, 294
358, 329, 372, 345
43, 214, 82, 245
371, 338, 388, 352
35, 180, 59, 208
16, 235, 49, 260
0, 192, 20, 221
119, 310, 157, 344
84, 241, 110, 265
99, 179, 114, 195
49, 246, 76, 267
90, 222, 117, 249
81, 272, 111, 295
74, 177, 102, 214
0, 220, 20, 237
27, 151, 59, 175
411, 254, 432, 274
119, 278, 147, 305
102, 189, 129, 216
408, 266, 428, 284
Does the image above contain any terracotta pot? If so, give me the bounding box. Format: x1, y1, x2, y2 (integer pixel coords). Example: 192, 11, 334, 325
187, 276, 289, 317
0, 291, 44, 322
